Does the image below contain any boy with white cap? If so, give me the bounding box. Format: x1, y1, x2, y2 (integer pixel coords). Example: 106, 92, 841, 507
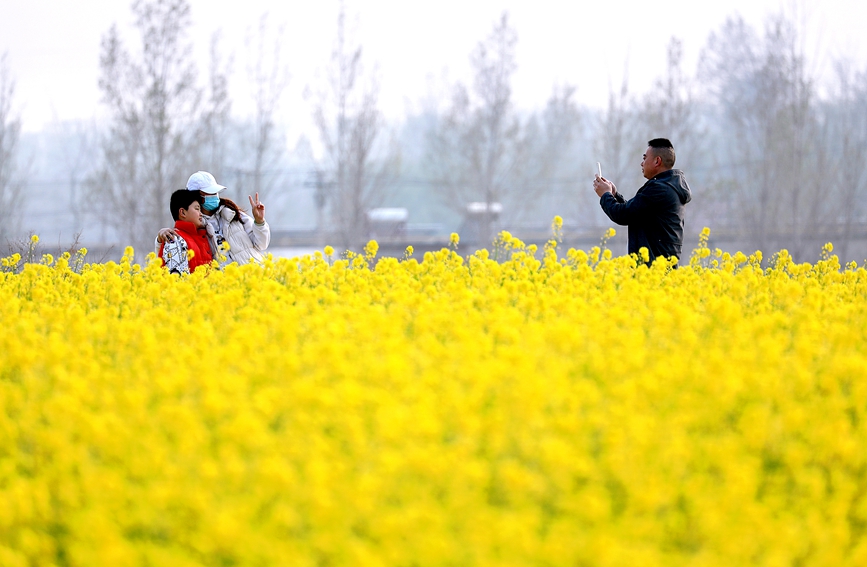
156, 171, 270, 266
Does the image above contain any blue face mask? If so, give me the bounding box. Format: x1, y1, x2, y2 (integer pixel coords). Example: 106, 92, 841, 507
202, 195, 220, 211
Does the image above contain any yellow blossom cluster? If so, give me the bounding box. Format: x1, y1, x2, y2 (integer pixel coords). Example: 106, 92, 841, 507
2, 231, 867, 566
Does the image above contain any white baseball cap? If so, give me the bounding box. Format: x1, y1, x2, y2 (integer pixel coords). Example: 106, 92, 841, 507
186, 171, 226, 195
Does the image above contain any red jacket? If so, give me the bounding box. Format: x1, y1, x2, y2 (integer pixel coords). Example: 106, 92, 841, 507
159, 220, 214, 273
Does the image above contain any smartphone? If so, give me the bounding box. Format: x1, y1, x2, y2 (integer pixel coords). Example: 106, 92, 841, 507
596, 162, 602, 178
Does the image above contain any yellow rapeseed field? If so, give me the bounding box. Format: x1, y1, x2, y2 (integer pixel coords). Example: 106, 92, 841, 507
2, 226, 867, 566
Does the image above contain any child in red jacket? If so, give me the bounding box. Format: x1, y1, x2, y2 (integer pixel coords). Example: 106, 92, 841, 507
159, 190, 214, 274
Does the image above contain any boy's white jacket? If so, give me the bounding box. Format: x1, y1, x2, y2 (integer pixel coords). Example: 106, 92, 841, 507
154, 206, 270, 267
208, 206, 271, 266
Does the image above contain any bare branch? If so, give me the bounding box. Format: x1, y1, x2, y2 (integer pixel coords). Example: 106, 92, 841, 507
312, 1, 397, 249
0, 52, 25, 240
89, 0, 206, 256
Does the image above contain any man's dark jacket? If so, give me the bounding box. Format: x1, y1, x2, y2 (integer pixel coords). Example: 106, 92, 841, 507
599, 168, 692, 264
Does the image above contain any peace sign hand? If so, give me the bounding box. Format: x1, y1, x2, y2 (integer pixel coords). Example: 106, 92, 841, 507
248, 192, 265, 224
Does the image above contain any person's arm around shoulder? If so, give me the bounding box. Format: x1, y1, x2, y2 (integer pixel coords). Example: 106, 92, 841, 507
154, 227, 180, 255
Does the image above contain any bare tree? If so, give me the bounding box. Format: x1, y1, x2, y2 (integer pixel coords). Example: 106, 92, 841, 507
637, 37, 711, 228
0, 53, 25, 241
196, 31, 233, 183
236, 13, 290, 203
594, 72, 643, 203
312, 2, 396, 249
520, 84, 589, 227
47, 119, 98, 234
426, 12, 527, 245
825, 61, 867, 260
89, 0, 203, 256
641, 38, 700, 149
537, 85, 583, 176
699, 12, 823, 258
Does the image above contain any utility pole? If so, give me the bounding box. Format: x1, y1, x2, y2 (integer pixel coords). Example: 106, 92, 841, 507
305, 169, 332, 246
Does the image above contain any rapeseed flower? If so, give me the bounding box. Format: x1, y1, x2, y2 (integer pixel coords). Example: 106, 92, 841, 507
1, 232, 866, 566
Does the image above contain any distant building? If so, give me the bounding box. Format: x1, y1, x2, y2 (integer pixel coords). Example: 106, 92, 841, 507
367, 208, 408, 239
459, 201, 502, 245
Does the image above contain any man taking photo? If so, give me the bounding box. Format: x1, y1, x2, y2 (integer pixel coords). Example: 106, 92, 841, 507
593, 138, 692, 265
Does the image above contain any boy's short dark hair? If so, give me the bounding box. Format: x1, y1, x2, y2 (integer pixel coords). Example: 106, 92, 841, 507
170, 189, 202, 221
648, 138, 676, 168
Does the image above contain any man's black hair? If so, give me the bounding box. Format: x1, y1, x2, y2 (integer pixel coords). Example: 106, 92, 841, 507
169, 189, 203, 221
648, 138, 676, 168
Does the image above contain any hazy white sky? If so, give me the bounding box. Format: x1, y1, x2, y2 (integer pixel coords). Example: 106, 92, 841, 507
2, 0, 865, 136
